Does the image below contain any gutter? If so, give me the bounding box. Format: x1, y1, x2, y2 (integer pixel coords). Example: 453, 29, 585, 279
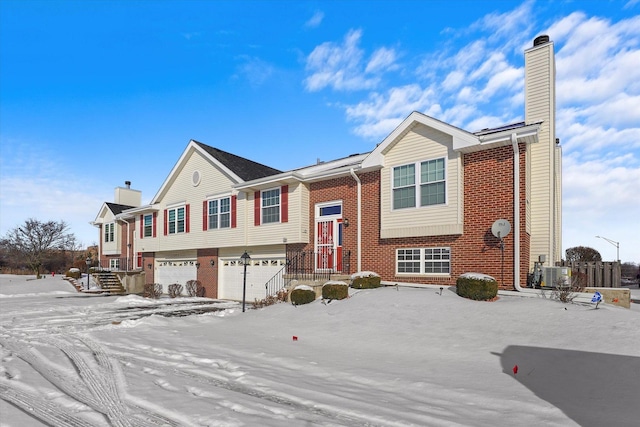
349, 168, 362, 272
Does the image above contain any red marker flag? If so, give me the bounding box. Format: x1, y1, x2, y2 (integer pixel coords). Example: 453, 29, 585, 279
512, 365, 518, 374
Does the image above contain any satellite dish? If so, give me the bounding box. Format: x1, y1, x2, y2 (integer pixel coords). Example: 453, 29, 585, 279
491, 219, 511, 239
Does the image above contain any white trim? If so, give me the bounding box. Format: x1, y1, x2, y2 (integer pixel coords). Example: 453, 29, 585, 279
152, 140, 243, 204
261, 186, 281, 225
391, 156, 447, 211
395, 247, 451, 276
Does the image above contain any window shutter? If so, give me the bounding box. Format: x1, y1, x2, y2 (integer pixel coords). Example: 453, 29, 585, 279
203, 200, 208, 231
140, 215, 144, 239
164, 209, 168, 235
281, 185, 288, 223
254, 191, 261, 226
152, 212, 157, 237
231, 195, 237, 228
185, 204, 190, 233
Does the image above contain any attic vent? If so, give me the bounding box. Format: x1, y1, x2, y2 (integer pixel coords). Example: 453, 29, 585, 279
533, 35, 550, 46
192, 170, 201, 187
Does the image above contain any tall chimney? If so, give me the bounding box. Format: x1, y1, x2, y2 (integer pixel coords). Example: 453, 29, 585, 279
525, 35, 562, 268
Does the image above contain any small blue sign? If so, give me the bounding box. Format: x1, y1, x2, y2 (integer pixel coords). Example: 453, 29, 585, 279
591, 291, 602, 303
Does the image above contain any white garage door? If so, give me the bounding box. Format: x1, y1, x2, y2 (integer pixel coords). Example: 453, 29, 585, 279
156, 262, 197, 290
219, 258, 285, 302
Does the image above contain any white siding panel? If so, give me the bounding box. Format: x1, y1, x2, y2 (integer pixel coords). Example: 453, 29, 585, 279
247, 183, 308, 246
526, 43, 557, 265
156, 149, 245, 251
380, 124, 463, 238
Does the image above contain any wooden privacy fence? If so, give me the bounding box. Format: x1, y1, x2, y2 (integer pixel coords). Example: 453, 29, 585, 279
559, 261, 621, 288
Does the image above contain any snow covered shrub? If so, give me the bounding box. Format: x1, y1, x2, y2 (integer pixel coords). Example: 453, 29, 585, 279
456, 273, 498, 301
290, 286, 316, 305
144, 283, 163, 298
66, 268, 81, 279
322, 282, 348, 300
168, 283, 183, 298
350, 271, 381, 289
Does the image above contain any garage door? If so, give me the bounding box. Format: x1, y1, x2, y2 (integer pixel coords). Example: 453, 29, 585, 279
219, 258, 285, 302
156, 261, 197, 289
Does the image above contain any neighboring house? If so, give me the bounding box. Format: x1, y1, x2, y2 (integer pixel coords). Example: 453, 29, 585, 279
93, 36, 561, 297
92, 181, 140, 271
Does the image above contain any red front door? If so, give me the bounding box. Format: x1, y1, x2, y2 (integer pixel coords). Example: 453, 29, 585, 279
316, 219, 343, 272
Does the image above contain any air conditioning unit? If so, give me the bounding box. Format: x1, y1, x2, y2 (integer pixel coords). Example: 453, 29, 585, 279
540, 267, 571, 288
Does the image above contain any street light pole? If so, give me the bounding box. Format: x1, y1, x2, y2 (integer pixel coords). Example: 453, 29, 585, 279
240, 251, 251, 312
595, 235, 620, 262
85, 257, 91, 291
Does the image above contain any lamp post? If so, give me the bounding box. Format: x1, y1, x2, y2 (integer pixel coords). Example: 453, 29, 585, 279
85, 257, 91, 291
596, 235, 620, 262
240, 251, 251, 312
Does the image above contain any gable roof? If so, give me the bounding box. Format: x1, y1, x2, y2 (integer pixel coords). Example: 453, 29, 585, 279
193, 141, 282, 181
106, 202, 135, 215
362, 111, 541, 168
151, 139, 283, 203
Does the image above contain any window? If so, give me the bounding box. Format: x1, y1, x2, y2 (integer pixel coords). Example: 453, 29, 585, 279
397, 249, 421, 273
208, 197, 231, 229
262, 188, 280, 224
420, 158, 445, 206
168, 206, 185, 234
393, 158, 446, 209
104, 223, 114, 243
396, 247, 450, 275
143, 214, 153, 237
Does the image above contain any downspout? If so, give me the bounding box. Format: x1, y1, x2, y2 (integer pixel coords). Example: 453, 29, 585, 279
349, 168, 362, 272
511, 133, 524, 291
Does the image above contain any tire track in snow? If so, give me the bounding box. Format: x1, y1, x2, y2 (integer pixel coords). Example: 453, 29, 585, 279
0, 379, 96, 427
108, 344, 398, 427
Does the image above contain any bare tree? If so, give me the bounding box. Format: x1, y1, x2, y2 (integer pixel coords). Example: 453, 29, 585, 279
565, 246, 602, 263
0, 219, 76, 278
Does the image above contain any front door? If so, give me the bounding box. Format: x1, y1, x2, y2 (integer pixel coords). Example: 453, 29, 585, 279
315, 202, 343, 272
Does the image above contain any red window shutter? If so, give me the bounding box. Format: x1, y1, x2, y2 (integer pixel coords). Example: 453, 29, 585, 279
185, 204, 190, 233
281, 185, 288, 223
164, 209, 168, 235
152, 212, 157, 237
140, 215, 144, 239
254, 191, 261, 226
231, 195, 237, 228
203, 200, 208, 231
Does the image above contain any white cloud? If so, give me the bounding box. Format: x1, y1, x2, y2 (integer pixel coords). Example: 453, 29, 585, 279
234, 55, 275, 86
304, 29, 400, 92
305, 10, 324, 29
365, 47, 398, 74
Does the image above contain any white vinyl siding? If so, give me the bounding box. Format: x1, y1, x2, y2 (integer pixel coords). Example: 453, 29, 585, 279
525, 41, 559, 265
381, 124, 463, 238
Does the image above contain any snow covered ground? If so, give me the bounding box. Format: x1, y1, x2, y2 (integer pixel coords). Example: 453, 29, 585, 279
1, 274, 638, 427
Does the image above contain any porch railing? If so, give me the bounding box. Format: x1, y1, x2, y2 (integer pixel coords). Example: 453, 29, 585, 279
262, 249, 352, 298
97, 258, 140, 272
285, 249, 352, 282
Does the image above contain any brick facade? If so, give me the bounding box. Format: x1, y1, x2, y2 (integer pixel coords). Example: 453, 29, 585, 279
305, 144, 530, 290
197, 247, 219, 298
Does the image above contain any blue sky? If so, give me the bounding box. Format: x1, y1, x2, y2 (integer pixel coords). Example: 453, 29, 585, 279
1, 0, 639, 264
